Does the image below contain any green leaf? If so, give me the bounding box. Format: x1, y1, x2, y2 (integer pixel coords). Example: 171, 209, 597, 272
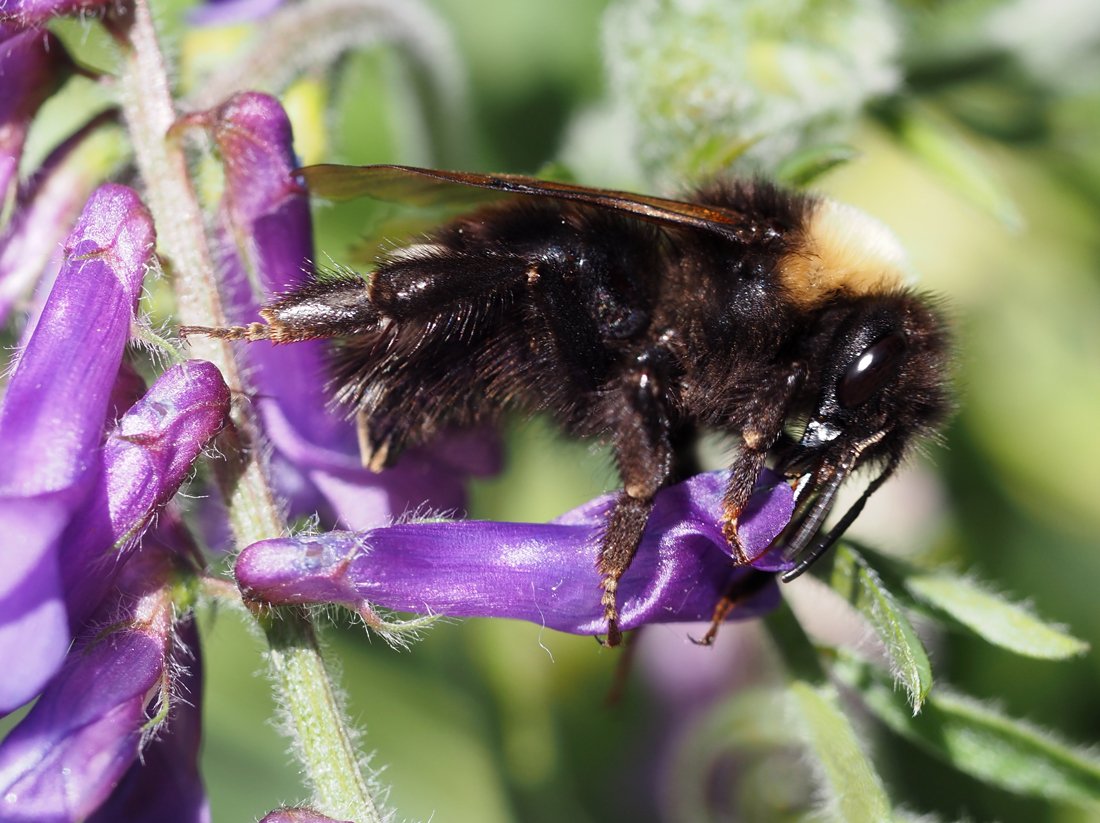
761, 602, 894, 820
835, 655, 1100, 809
823, 545, 933, 712
854, 544, 1089, 661
682, 134, 756, 180
775, 143, 859, 187
788, 681, 894, 823
904, 573, 1089, 660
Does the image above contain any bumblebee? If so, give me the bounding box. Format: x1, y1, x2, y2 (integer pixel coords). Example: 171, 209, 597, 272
187, 165, 952, 644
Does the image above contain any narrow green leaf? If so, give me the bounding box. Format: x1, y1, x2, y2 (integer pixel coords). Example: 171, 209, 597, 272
683, 134, 756, 180
905, 573, 1089, 660
788, 681, 894, 823
854, 544, 1089, 661
761, 602, 894, 820
775, 143, 859, 187
824, 545, 933, 712
836, 655, 1100, 809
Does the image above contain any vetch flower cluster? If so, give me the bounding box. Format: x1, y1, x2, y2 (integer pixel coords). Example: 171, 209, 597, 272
0, 184, 229, 819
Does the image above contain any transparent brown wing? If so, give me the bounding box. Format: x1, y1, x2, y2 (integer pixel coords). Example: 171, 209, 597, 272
298, 164, 757, 242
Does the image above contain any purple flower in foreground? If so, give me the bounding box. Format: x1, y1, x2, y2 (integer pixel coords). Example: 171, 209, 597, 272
62, 359, 231, 627
237, 471, 794, 635
0, 183, 229, 720
86, 614, 209, 823
0, 0, 112, 28
0, 356, 227, 818
190, 91, 499, 529
0, 184, 152, 712
0, 544, 209, 823
260, 808, 352, 823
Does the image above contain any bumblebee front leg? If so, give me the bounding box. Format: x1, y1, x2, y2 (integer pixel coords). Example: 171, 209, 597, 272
721, 363, 805, 562
598, 356, 673, 646
720, 432, 774, 563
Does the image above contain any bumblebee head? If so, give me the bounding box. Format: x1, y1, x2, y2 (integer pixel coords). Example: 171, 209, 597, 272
775, 291, 953, 579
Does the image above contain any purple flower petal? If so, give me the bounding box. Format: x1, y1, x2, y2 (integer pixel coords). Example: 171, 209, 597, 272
62, 360, 231, 626
195, 92, 499, 528
236, 471, 794, 635
0, 110, 120, 326
204, 92, 310, 291
0, 28, 73, 208
0, 184, 153, 712
0, 495, 71, 714
195, 94, 344, 450
0, 533, 207, 822
0, 587, 174, 821
0, 0, 113, 27
194, 94, 356, 505
87, 618, 211, 823
260, 809, 352, 823
0, 184, 152, 490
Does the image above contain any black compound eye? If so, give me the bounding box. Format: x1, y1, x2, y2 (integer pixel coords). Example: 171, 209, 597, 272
837, 332, 907, 409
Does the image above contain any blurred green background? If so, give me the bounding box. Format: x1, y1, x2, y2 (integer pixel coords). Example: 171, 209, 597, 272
38, 0, 1100, 819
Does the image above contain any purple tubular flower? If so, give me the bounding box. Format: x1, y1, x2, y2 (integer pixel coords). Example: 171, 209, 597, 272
260, 809, 352, 823
0, 27, 73, 208
86, 619, 210, 823
195, 92, 498, 529
0, 184, 152, 713
0, 550, 206, 823
0, 183, 152, 480
236, 471, 794, 635
0, 618, 170, 821
0, 0, 113, 28
0, 110, 120, 326
62, 360, 231, 627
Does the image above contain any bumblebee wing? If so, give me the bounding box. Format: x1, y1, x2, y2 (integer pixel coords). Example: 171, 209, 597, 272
300, 164, 506, 208
298, 164, 756, 242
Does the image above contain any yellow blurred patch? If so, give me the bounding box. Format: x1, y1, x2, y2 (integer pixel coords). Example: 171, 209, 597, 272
283, 79, 329, 165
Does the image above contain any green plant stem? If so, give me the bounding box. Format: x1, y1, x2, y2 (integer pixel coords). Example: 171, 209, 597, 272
261, 608, 381, 818
107, 2, 382, 819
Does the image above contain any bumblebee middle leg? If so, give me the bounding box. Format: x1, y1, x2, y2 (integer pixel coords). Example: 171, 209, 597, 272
597, 353, 675, 646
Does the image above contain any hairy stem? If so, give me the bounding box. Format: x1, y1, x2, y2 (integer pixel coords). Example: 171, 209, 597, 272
261, 608, 381, 819
107, 2, 382, 818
